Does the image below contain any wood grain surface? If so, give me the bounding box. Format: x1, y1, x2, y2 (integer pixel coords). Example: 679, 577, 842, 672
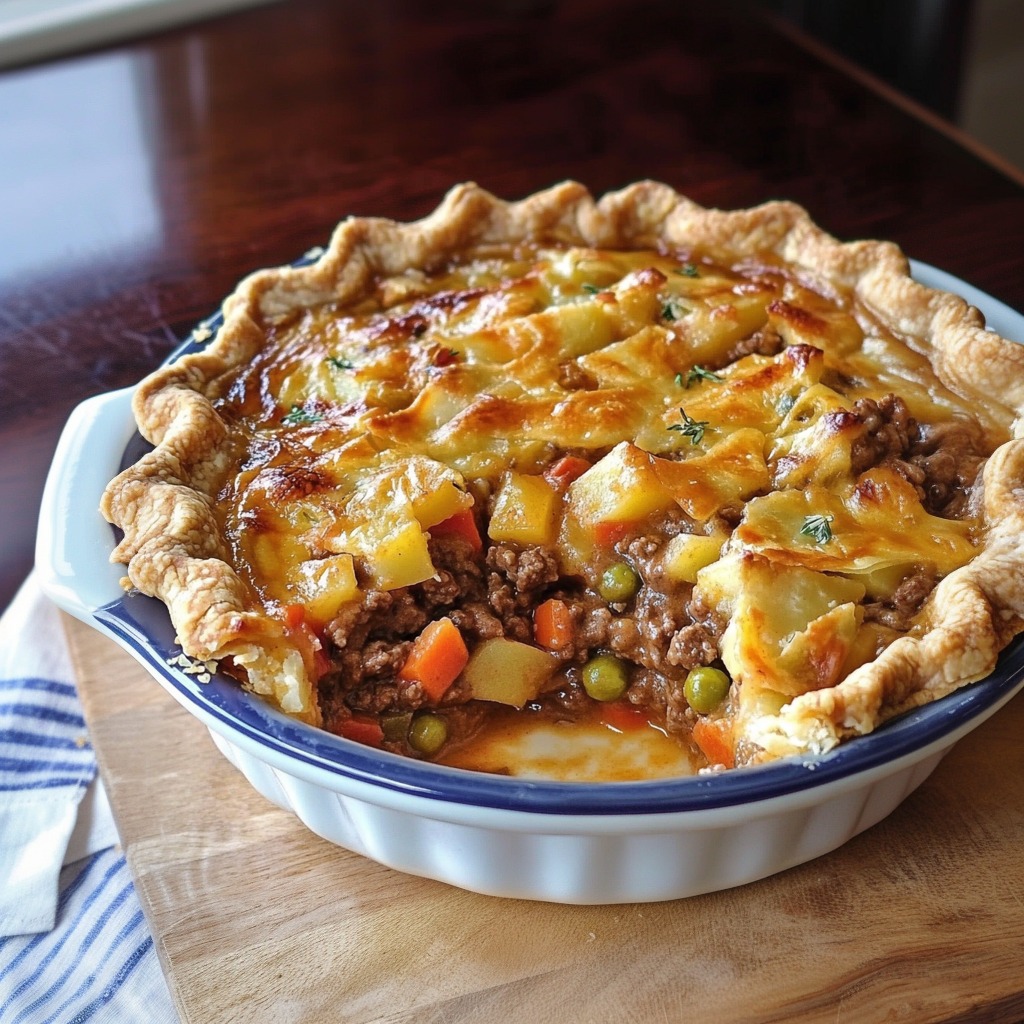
64, 614, 1024, 1024
4, 0, 1024, 611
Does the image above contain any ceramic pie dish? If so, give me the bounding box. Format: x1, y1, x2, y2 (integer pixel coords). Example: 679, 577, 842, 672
36, 251, 1024, 905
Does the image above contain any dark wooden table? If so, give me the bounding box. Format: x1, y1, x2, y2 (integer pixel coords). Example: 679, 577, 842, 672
3, 0, 1023, 608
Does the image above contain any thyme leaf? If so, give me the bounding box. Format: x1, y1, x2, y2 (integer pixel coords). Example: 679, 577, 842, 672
776, 393, 797, 416
674, 263, 700, 278
685, 365, 724, 387
661, 296, 688, 322
282, 405, 323, 426
582, 283, 601, 294
667, 408, 709, 445
326, 356, 354, 370
800, 513, 835, 545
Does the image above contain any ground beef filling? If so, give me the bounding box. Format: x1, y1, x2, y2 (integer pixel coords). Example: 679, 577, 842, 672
316, 394, 983, 758
317, 521, 731, 756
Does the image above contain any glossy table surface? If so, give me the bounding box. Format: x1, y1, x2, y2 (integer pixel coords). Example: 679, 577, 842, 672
3, 0, 1024, 607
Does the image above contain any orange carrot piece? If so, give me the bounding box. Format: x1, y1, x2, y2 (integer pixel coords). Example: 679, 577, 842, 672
692, 717, 735, 769
284, 603, 306, 629
599, 700, 649, 732
544, 455, 592, 490
339, 716, 384, 747
592, 520, 632, 548
398, 616, 470, 700
430, 508, 482, 552
283, 609, 330, 681
534, 598, 574, 650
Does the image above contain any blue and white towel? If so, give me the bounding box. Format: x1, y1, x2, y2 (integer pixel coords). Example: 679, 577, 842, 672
0, 576, 177, 1023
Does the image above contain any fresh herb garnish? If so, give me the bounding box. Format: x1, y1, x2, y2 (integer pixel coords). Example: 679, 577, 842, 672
776, 393, 797, 416
326, 356, 354, 370
675, 263, 700, 278
800, 513, 835, 545
661, 297, 688, 322
667, 408, 709, 445
582, 283, 601, 294
674, 372, 685, 388
282, 405, 323, 426
685, 365, 724, 387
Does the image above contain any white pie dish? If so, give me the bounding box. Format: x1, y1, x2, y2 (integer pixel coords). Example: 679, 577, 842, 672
35, 262, 1024, 905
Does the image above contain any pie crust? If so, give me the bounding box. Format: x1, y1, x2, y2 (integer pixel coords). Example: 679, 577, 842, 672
100, 181, 1024, 767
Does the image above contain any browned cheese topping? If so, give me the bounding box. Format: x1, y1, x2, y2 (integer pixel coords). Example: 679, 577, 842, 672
205, 243, 1001, 769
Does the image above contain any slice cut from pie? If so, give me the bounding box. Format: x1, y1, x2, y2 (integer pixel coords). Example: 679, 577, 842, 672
101, 181, 1024, 772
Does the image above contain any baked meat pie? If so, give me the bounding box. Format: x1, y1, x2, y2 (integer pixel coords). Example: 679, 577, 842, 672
101, 181, 1024, 771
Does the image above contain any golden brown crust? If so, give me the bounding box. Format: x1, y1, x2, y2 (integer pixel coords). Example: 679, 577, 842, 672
101, 180, 1024, 755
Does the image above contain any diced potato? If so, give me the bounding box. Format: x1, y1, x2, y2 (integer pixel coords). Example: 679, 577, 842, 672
488, 472, 558, 546
295, 553, 359, 625
649, 428, 769, 522
732, 470, 977, 580
253, 533, 307, 586
566, 442, 675, 532
380, 455, 472, 529
328, 510, 438, 592
545, 302, 615, 358
462, 637, 558, 707
683, 289, 770, 365
579, 325, 678, 388
652, 346, 825, 447
367, 520, 436, 591
768, 295, 863, 356
696, 551, 866, 697
252, 533, 283, 579
609, 270, 665, 335
769, 384, 860, 488
662, 533, 726, 584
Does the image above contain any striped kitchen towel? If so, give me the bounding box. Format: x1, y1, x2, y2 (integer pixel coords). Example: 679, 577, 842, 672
0, 575, 177, 1022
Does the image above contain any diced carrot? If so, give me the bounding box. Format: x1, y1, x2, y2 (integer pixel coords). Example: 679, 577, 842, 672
544, 455, 592, 490
534, 598, 574, 651
593, 520, 632, 548
599, 700, 649, 732
287, 619, 331, 681
339, 716, 384, 747
284, 603, 306, 629
430, 508, 482, 552
398, 616, 470, 700
692, 717, 735, 769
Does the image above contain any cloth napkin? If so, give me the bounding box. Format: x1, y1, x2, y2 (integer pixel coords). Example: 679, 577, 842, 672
0, 575, 178, 1022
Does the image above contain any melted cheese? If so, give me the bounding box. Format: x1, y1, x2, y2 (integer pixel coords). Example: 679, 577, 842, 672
211, 243, 1002, 741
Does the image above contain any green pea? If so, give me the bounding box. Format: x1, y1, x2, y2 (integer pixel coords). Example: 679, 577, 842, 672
582, 653, 630, 702
684, 666, 731, 713
408, 712, 449, 755
598, 562, 640, 603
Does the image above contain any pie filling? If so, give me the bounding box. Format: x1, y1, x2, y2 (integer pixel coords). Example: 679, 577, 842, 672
203, 242, 998, 771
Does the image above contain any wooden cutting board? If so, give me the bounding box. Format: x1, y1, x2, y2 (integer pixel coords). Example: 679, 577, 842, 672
64, 614, 1024, 1024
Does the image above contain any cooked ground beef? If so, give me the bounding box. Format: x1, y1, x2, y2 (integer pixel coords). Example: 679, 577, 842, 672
486, 543, 561, 597
846, 394, 987, 518
909, 418, 987, 516
448, 600, 506, 642
315, 395, 975, 757
323, 535, 489, 695
667, 622, 721, 671
863, 568, 937, 632
723, 323, 784, 363
849, 394, 915, 474
557, 360, 597, 390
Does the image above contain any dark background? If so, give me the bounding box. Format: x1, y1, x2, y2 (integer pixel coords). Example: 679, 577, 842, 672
2, 0, 1023, 611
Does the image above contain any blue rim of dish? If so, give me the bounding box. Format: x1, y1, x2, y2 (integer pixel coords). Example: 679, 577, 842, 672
98, 252, 1024, 815
94, 591, 1024, 815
